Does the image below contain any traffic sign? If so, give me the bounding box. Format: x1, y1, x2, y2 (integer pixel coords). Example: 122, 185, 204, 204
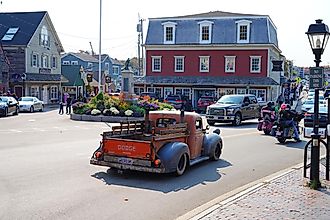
309, 67, 324, 89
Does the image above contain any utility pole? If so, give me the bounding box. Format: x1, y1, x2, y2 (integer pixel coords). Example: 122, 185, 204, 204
98, 0, 102, 93
137, 14, 145, 76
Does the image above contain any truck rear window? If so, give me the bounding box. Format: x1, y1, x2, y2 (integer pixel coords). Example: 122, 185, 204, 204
156, 118, 177, 128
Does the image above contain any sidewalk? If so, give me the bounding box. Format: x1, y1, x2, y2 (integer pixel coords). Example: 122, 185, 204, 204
179, 163, 330, 220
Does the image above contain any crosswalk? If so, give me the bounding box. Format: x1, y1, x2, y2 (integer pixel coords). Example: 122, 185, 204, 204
0, 124, 111, 134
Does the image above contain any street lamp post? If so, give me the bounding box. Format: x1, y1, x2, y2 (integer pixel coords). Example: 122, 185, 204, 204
306, 19, 330, 187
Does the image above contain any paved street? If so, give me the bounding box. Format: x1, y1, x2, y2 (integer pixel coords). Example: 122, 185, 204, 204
0, 110, 308, 220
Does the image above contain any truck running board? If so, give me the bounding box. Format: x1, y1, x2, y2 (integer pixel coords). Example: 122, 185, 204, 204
190, 156, 210, 166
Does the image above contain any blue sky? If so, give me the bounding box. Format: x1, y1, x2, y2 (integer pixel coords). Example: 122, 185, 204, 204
1, 0, 330, 67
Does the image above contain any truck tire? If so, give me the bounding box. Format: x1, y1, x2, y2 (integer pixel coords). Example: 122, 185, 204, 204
175, 153, 188, 176
210, 143, 222, 161
232, 113, 241, 126
207, 120, 215, 126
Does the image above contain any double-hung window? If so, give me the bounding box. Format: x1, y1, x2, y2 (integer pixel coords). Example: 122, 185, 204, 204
50, 86, 58, 99
174, 56, 184, 72
199, 56, 210, 72
41, 54, 49, 68
162, 22, 177, 44
152, 56, 162, 72
250, 56, 261, 73
225, 56, 236, 73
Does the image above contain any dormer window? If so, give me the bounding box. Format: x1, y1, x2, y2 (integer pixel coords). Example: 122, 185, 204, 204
162, 22, 177, 44
198, 21, 214, 44
235, 20, 252, 43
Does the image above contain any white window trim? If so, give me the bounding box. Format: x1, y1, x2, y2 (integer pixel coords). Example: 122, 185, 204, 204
250, 56, 261, 73
71, 61, 78, 65
31, 86, 39, 98
164, 87, 174, 97
50, 86, 58, 99
236, 20, 252, 43
41, 54, 49, 68
198, 21, 214, 44
175, 87, 191, 99
199, 56, 210, 73
225, 56, 236, 73
62, 61, 70, 65
113, 66, 119, 75
152, 56, 162, 72
162, 22, 177, 44
174, 56, 185, 72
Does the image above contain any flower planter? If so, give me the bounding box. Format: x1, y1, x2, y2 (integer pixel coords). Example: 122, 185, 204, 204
70, 113, 143, 123
70, 113, 82, 121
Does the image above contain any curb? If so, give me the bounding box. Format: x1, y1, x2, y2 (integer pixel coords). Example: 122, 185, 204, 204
176, 162, 305, 220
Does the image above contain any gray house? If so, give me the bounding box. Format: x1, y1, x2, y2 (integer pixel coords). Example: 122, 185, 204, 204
0, 11, 64, 103
61, 52, 122, 94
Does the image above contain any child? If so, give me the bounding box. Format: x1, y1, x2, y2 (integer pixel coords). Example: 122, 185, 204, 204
59, 101, 64, 115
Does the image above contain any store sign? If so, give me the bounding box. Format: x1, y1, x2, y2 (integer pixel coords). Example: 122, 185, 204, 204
309, 67, 324, 89
272, 60, 283, 71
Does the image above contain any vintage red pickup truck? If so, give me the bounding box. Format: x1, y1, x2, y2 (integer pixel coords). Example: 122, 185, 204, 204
90, 110, 223, 176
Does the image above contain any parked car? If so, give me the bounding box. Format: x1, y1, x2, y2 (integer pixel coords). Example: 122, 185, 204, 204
0, 96, 19, 117
197, 96, 216, 113
303, 106, 328, 139
18, 96, 44, 112
164, 94, 186, 110
301, 98, 326, 113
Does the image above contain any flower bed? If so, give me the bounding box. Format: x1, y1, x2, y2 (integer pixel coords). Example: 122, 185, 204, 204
71, 92, 173, 122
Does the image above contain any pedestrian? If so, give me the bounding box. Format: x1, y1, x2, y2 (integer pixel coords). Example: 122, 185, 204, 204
59, 101, 64, 115
66, 96, 72, 114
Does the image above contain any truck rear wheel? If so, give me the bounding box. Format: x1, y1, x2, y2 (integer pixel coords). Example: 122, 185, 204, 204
175, 153, 188, 176
207, 120, 215, 126
210, 143, 222, 161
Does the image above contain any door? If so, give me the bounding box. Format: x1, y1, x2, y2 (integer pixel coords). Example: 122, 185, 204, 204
241, 96, 251, 119
248, 96, 260, 118
189, 118, 204, 159
14, 86, 23, 98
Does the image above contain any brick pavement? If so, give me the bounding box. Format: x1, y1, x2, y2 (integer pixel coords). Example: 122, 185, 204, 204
190, 165, 330, 220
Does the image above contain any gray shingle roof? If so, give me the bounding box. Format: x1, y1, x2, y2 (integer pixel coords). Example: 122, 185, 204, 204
26, 73, 61, 82
0, 11, 46, 46
70, 53, 99, 62
135, 76, 278, 86
152, 11, 265, 20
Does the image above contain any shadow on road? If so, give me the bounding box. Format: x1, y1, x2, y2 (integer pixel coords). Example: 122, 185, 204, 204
275, 139, 308, 149
91, 159, 232, 193
213, 120, 259, 129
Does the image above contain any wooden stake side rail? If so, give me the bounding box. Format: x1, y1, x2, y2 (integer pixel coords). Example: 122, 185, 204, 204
109, 121, 145, 136
103, 122, 188, 138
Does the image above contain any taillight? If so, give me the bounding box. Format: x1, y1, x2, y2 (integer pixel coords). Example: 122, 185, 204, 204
175, 100, 182, 103
304, 112, 312, 117
95, 152, 102, 159
154, 159, 161, 167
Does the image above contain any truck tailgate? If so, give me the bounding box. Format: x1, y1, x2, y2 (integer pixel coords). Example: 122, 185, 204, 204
103, 138, 152, 159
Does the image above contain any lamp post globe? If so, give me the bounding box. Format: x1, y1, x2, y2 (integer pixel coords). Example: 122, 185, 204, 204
306, 19, 330, 67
